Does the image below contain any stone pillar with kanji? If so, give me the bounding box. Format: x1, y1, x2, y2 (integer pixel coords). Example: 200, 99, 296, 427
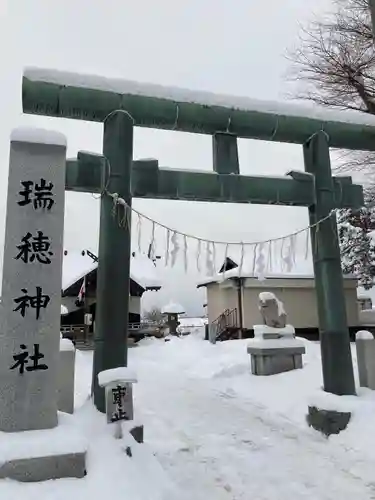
0, 129, 67, 432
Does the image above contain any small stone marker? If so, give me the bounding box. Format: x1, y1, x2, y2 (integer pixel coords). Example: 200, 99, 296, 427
355, 330, 375, 390
0, 128, 67, 432
208, 323, 217, 344
98, 367, 138, 439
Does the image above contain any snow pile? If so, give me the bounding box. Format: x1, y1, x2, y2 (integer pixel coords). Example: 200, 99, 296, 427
60, 338, 75, 351
307, 391, 358, 414
98, 367, 138, 386
0, 363, 174, 500
177, 317, 207, 336
6, 332, 375, 498
0, 403, 175, 500
0, 413, 86, 464
127, 336, 375, 497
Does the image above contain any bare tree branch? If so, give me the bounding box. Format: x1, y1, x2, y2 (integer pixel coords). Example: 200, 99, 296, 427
287, 0, 375, 191
288, 0, 375, 287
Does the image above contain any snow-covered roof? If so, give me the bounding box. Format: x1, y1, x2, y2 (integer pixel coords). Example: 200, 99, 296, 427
130, 254, 162, 290
62, 253, 96, 292
162, 302, 185, 314
62, 251, 161, 292
24, 67, 375, 128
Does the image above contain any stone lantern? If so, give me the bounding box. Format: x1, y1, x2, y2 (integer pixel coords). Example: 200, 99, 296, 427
161, 302, 185, 336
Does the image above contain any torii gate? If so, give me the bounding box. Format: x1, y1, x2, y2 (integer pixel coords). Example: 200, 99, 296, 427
22, 68, 368, 411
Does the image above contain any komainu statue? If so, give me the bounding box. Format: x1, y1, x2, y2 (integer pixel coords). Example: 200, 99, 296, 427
258, 292, 287, 328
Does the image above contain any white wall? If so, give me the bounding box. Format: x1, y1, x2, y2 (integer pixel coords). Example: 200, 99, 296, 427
206, 277, 359, 329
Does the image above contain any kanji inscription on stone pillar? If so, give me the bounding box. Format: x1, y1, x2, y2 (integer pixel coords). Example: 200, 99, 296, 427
0, 129, 67, 432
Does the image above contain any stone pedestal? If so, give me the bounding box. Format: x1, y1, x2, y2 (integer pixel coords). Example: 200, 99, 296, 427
247, 339, 305, 376
0, 415, 87, 482
355, 330, 375, 390
0, 453, 86, 482
253, 324, 296, 340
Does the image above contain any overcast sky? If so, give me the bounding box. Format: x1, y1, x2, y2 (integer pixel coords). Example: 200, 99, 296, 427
0, 0, 337, 315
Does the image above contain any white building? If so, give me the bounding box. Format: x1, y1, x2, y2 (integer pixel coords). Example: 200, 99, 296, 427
198, 257, 360, 339
61, 250, 161, 341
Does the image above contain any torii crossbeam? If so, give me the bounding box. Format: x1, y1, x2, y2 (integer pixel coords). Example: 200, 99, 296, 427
22, 67, 370, 409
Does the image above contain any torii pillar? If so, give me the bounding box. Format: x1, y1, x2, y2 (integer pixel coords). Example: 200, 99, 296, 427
91, 111, 134, 411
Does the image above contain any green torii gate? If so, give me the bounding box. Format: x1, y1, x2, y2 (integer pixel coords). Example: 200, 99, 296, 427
22, 69, 370, 411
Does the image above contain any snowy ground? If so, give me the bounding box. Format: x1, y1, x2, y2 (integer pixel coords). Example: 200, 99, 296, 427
177, 316, 207, 336
2, 329, 375, 499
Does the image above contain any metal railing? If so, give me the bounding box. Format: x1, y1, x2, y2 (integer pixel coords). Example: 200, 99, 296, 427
61, 322, 161, 339
211, 308, 239, 340
61, 324, 90, 344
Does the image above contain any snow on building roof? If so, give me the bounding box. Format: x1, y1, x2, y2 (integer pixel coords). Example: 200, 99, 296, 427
130, 253, 161, 290
62, 251, 161, 292
24, 67, 375, 128
62, 252, 96, 292
162, 302, 185, 314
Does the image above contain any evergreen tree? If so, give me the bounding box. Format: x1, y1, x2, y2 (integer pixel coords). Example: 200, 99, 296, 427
337, 207, 375, 288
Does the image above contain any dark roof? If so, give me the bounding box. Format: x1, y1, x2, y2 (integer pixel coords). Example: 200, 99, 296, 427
219, 257, 238, 274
